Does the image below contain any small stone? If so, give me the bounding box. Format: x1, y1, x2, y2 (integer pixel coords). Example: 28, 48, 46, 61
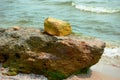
1, 68, 4, 71
44, 17, 72, 36
27, 58, 35, 62
6, 71, 17, 76
13, 26, 21, 31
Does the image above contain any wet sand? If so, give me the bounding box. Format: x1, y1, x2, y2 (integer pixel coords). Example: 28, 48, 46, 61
65, 71, 119, 80
66, 56, 120, 80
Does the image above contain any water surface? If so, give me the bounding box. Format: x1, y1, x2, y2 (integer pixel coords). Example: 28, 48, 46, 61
0, 0, 120, 44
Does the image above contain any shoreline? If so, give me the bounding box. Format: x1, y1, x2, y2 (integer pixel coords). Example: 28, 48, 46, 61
66, 70, 119, 80
91, 56, 120, 80
66, 55, 120, 80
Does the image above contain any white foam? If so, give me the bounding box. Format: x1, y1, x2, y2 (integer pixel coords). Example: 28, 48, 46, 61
103, 47, 120, 57
72, 3, 120, 13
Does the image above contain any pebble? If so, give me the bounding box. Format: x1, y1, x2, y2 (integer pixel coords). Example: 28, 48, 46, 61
13, 26, 21, 31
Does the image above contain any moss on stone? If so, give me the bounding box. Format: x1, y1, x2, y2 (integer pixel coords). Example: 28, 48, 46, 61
74, 67, 90, 75
5, 71, 18, 76
44, 70, 67, 80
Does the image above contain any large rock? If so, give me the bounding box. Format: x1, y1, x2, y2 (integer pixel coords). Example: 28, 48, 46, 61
0, 27, 105, 80
44, 17, 72, 36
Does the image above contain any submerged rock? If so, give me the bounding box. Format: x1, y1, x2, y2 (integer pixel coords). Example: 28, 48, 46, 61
44, 17, 72, 36
0, 27, 105, 80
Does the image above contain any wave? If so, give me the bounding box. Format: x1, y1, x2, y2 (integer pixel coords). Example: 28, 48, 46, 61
54, 1, 73, 5
84, 1, 105, 4
78, 1, 106, 4
103, 47, 120, 57
72, 3, 120, 13
46, 1, 73, 6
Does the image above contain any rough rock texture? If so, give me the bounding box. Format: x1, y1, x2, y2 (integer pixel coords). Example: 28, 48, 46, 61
0, 27, 105, 80
44, 17, 72, 36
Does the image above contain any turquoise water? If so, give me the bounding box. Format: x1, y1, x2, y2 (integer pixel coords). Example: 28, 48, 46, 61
0, 0, 120, 44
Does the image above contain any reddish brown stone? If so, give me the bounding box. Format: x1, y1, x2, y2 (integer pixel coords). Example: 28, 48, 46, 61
0, 27, 105, 80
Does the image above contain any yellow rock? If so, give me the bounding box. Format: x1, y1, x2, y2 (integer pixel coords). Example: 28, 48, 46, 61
44, 17, 72, 36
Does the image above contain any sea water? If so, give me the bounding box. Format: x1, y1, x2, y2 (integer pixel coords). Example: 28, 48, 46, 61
0, 0, 120, 57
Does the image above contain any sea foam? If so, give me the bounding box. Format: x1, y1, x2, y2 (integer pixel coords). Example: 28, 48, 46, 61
103, 47, 120, 57
72, 3, 120, 13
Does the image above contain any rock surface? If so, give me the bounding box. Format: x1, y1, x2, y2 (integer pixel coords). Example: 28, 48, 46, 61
44, 17, 72, 36
0, 27, 105, 80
